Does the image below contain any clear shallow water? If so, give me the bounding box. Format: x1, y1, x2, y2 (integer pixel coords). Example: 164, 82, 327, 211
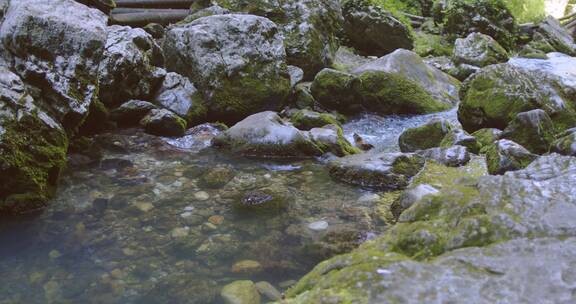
343, 108, 458, 152
0, 129, 383, 304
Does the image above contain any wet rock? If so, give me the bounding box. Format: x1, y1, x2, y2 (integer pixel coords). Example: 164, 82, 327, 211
453, 32, 509, 67
255, 281, 282, 301
141, 275, 218, 304
152, 72, 208, 125
399, 118, 453, 153
163, 14, 291, 123
237, 189, 288, 213
140, 109, 187, 137
458, 59, 576, 133
442, 0, 517, 50
552, 128, 576, 156
486, 139, 537, 175
352, 49, 460, 110
98, 25, 165, 107
440, 128, 481, 154
286, 109, 341, 130
341, 0, 414, 56
328, 152, 425, 190
164, 123, 225, 151
199, 166, 235, 189
500, 109, 556, 154
221, 280, 261, 304
0, 0, 108, 130
416, 146, 471, 167
308, 125, 360, 157
0, 68, 68, 214
110, 100, 158, 127
308, 220, 329, 231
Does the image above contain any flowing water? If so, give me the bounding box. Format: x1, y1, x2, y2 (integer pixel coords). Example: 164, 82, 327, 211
0, 109, 457, 303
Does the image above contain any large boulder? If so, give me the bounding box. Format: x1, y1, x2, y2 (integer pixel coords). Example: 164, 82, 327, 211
485, 139, 537, 175
213, 111, 357, 158
327, 152, 425, 190
500, 109, 556, 154
152, 72, 208, 125
210, 0, 343, 79
0, 68, 68, 215
353, 49, 460, 108
98, 25, 166, 107
0, 0, 108, 131
284, 154, 576, 303
453, 32, 509, 67
310, 69, 359, 114
398, 118, 453, 152
442, 0, 518, 50
341, 0, 414, 56
163, 14, 291, 123
140, 109, 187, 137
458, 56, 576, 133
531, 16, 576, 56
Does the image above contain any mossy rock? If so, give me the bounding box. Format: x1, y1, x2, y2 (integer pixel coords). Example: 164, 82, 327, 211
485, 139, 537, 174
199, 166, 236, 189
499, 109, 556, 154
414, 32, 454, 57
287, 109, 342, 130
398, 118, 453, 152
310, 69, 360, 114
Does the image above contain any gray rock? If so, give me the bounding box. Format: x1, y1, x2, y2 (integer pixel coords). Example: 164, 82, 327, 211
308, 124, 358, 157
440, 128, 481, 154
332, 46, 374, 73
328, 152, 425, 190
143, 23, 165, 39
392, 184, 439, 218
453, 32, 509, 67
163, 14, 291, 123
179, 5, 231, 24
485, 139, 537, 175
292, 82, 316, 109
500, 109, 556, 154
221, 280, 261, 304
398, 118, 453, 153
353, 49, 460, 107
341, 0, 414, 56
0, 67, 67, 214
416, 146, 471, 167
472, 128, 503, 151
152, 72, 207, 124
98, 25, 165, 107
533, 16, 576, 56
458, 58, 576, 133
552, 128, 576, 156
255, 281, 282, 301
111, 100, 158, 126
140, 109, 187, 137
287, 65, 304, 87
0, 0, 108, 130
310, 68, 359, 114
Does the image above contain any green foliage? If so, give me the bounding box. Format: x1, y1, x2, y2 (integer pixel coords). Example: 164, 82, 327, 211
503, 0, 545, 23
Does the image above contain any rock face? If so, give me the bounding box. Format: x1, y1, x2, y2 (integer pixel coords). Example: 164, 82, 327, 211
98, 25, 165, 107
284, 154, 576, 303
152, 72, 207, 124
211, 0, 344, 79
485, 139, 537, 175
0, 68, 68, 214
458, 57, 576, 133
0, 0, 108, 130
163, 14, 291, 123
453, 32, 509, 67
328, 152, 425, 190
443, 0, 518, 50
213, 111, 357, 158
352, 49, 460, 108
500, 109, 556, 154
398, 118, 453, 152
341, 0, 414, 56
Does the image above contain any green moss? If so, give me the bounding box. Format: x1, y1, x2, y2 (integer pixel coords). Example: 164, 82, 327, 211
289, 110, 341, 130
310, 69, 359, 114
0, 111, 68, 214
413, 32, 454, 57
355, 71, 451, 115
399, 119, 452, 152
502, 0, 545, 23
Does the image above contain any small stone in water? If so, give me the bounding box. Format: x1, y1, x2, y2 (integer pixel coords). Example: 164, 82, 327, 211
48, 250, 61, 260
171, 227, 190, 238
208, 215, 224, 225
180, 211, 193, 218
134, 202, 154, 213
231, 260, 263, 274
255, 281, 282, 301
194, 191, 210, 201
308, 220, 329, 231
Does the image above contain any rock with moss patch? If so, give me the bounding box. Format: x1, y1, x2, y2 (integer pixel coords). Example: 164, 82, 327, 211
309, 124, 360, 157
531, 16, 576, 56
163, 14, 291, 123
140, 109, 187, 137
310, 68, 360, 114
391, 184, 439, 218
453, 32, 509, 67
399, 118, 453, 152
552, 128, 576, 156
486, 139, 537, 175
98, 25, 166, 107
153, 72, 207, 125
328, 152, 425, 190
472, 128, 502, 151
220, 280, 261, 304
341, 0, 414, 56
500, 109, 556, 154
417, 145, 471, 167
0, 67, 68, 215
332, 46, 374, 73
111, 100, 157, 127
442, 0, 518, 50
440, 128, 481, 153
458, 59, 576, 133
291, 83, 316, 109
286, 109, 341, 130
353, 49, 460, 109
0, 0, 108, 131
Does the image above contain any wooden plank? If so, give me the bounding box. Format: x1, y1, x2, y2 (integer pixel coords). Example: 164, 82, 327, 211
114, 0, 196, 9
